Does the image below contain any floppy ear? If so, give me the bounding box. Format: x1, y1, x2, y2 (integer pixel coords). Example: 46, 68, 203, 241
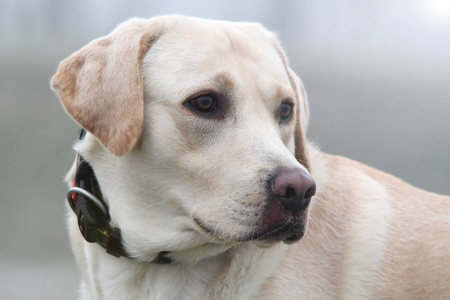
271, 39, 311, 171
290, 71, 311, 171
51, 18, 163, 156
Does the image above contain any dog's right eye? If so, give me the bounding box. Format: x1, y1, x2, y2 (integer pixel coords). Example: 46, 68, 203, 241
188, 95, 218, 113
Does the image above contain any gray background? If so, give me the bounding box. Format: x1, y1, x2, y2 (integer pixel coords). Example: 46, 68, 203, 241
1, 0, 449, 299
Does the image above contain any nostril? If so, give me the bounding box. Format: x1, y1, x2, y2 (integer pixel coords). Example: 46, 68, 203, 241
297, 182, 316, 210
305, 183, 316, 198
284, 187, 297, 199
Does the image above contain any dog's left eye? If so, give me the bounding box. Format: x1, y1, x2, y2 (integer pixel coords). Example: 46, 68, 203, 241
188, 95, 218, 113
279, 102, 293, 122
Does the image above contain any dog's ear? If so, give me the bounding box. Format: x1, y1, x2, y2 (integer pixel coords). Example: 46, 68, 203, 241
290, 72, 311, 171
271, 39, 311, 171
51, 18, 163, 156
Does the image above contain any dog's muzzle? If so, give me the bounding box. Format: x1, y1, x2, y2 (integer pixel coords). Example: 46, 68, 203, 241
256, 167, 316, 243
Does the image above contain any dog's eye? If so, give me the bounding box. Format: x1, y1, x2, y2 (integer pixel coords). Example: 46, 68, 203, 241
188, 95, 218, 113
279, 102, 293, 122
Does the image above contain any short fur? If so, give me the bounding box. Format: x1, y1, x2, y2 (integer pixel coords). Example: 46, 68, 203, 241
51, 15, 450, 299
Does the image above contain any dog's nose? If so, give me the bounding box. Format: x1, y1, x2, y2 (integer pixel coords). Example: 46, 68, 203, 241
270, 169, 316, 214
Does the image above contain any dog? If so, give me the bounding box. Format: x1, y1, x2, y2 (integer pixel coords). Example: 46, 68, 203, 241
51, 15, 450, 299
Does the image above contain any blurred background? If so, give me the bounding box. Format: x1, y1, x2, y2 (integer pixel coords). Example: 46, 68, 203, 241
0, 0, 449, 299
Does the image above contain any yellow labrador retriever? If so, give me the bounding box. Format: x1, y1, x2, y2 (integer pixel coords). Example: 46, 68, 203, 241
51, 15, 450, 299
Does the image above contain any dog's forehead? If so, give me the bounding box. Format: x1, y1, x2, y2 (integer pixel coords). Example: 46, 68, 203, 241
161, 17, 275, 60
143, 17, 293, 103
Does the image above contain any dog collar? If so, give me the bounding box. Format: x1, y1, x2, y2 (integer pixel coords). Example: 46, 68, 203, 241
67, 153, 131, 258
67, 129, 173, 264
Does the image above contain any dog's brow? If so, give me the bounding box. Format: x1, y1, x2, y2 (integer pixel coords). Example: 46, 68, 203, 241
275, 86, 294, 102
182, 73, 234, 102
214, 73, 235, 94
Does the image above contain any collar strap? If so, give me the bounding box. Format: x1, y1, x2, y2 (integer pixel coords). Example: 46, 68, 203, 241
67, 129, 173, 263
67, 155, 130, 258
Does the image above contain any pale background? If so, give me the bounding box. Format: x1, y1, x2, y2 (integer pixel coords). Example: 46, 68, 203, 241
0, 0, 449, 299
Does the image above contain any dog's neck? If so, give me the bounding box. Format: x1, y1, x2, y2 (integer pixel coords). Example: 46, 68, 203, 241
79, 237, 287, 299
89, 245, 227, 299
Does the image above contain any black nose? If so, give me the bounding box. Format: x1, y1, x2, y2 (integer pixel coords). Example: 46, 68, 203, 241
270, 168, 316, 214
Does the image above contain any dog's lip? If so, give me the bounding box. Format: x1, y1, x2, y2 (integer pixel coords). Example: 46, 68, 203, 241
193, 216, 304, 243
251, 216, 306, 243
193, 217, 213, 234
193, 217, 242, 244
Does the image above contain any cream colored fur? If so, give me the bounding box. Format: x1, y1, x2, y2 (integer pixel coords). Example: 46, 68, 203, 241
52, 15, 450, 300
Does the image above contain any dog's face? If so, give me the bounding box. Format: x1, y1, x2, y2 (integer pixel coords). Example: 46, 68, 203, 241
52, 16, 315, 262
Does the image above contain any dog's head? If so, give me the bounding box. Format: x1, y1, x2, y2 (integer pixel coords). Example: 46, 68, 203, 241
52, 15, 315, 263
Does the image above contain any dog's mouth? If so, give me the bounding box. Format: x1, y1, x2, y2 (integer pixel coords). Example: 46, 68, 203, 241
194, 217, 214, 235
253, 220, 306, 244
194, 217, 233, 243
193, 215, 307, 244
